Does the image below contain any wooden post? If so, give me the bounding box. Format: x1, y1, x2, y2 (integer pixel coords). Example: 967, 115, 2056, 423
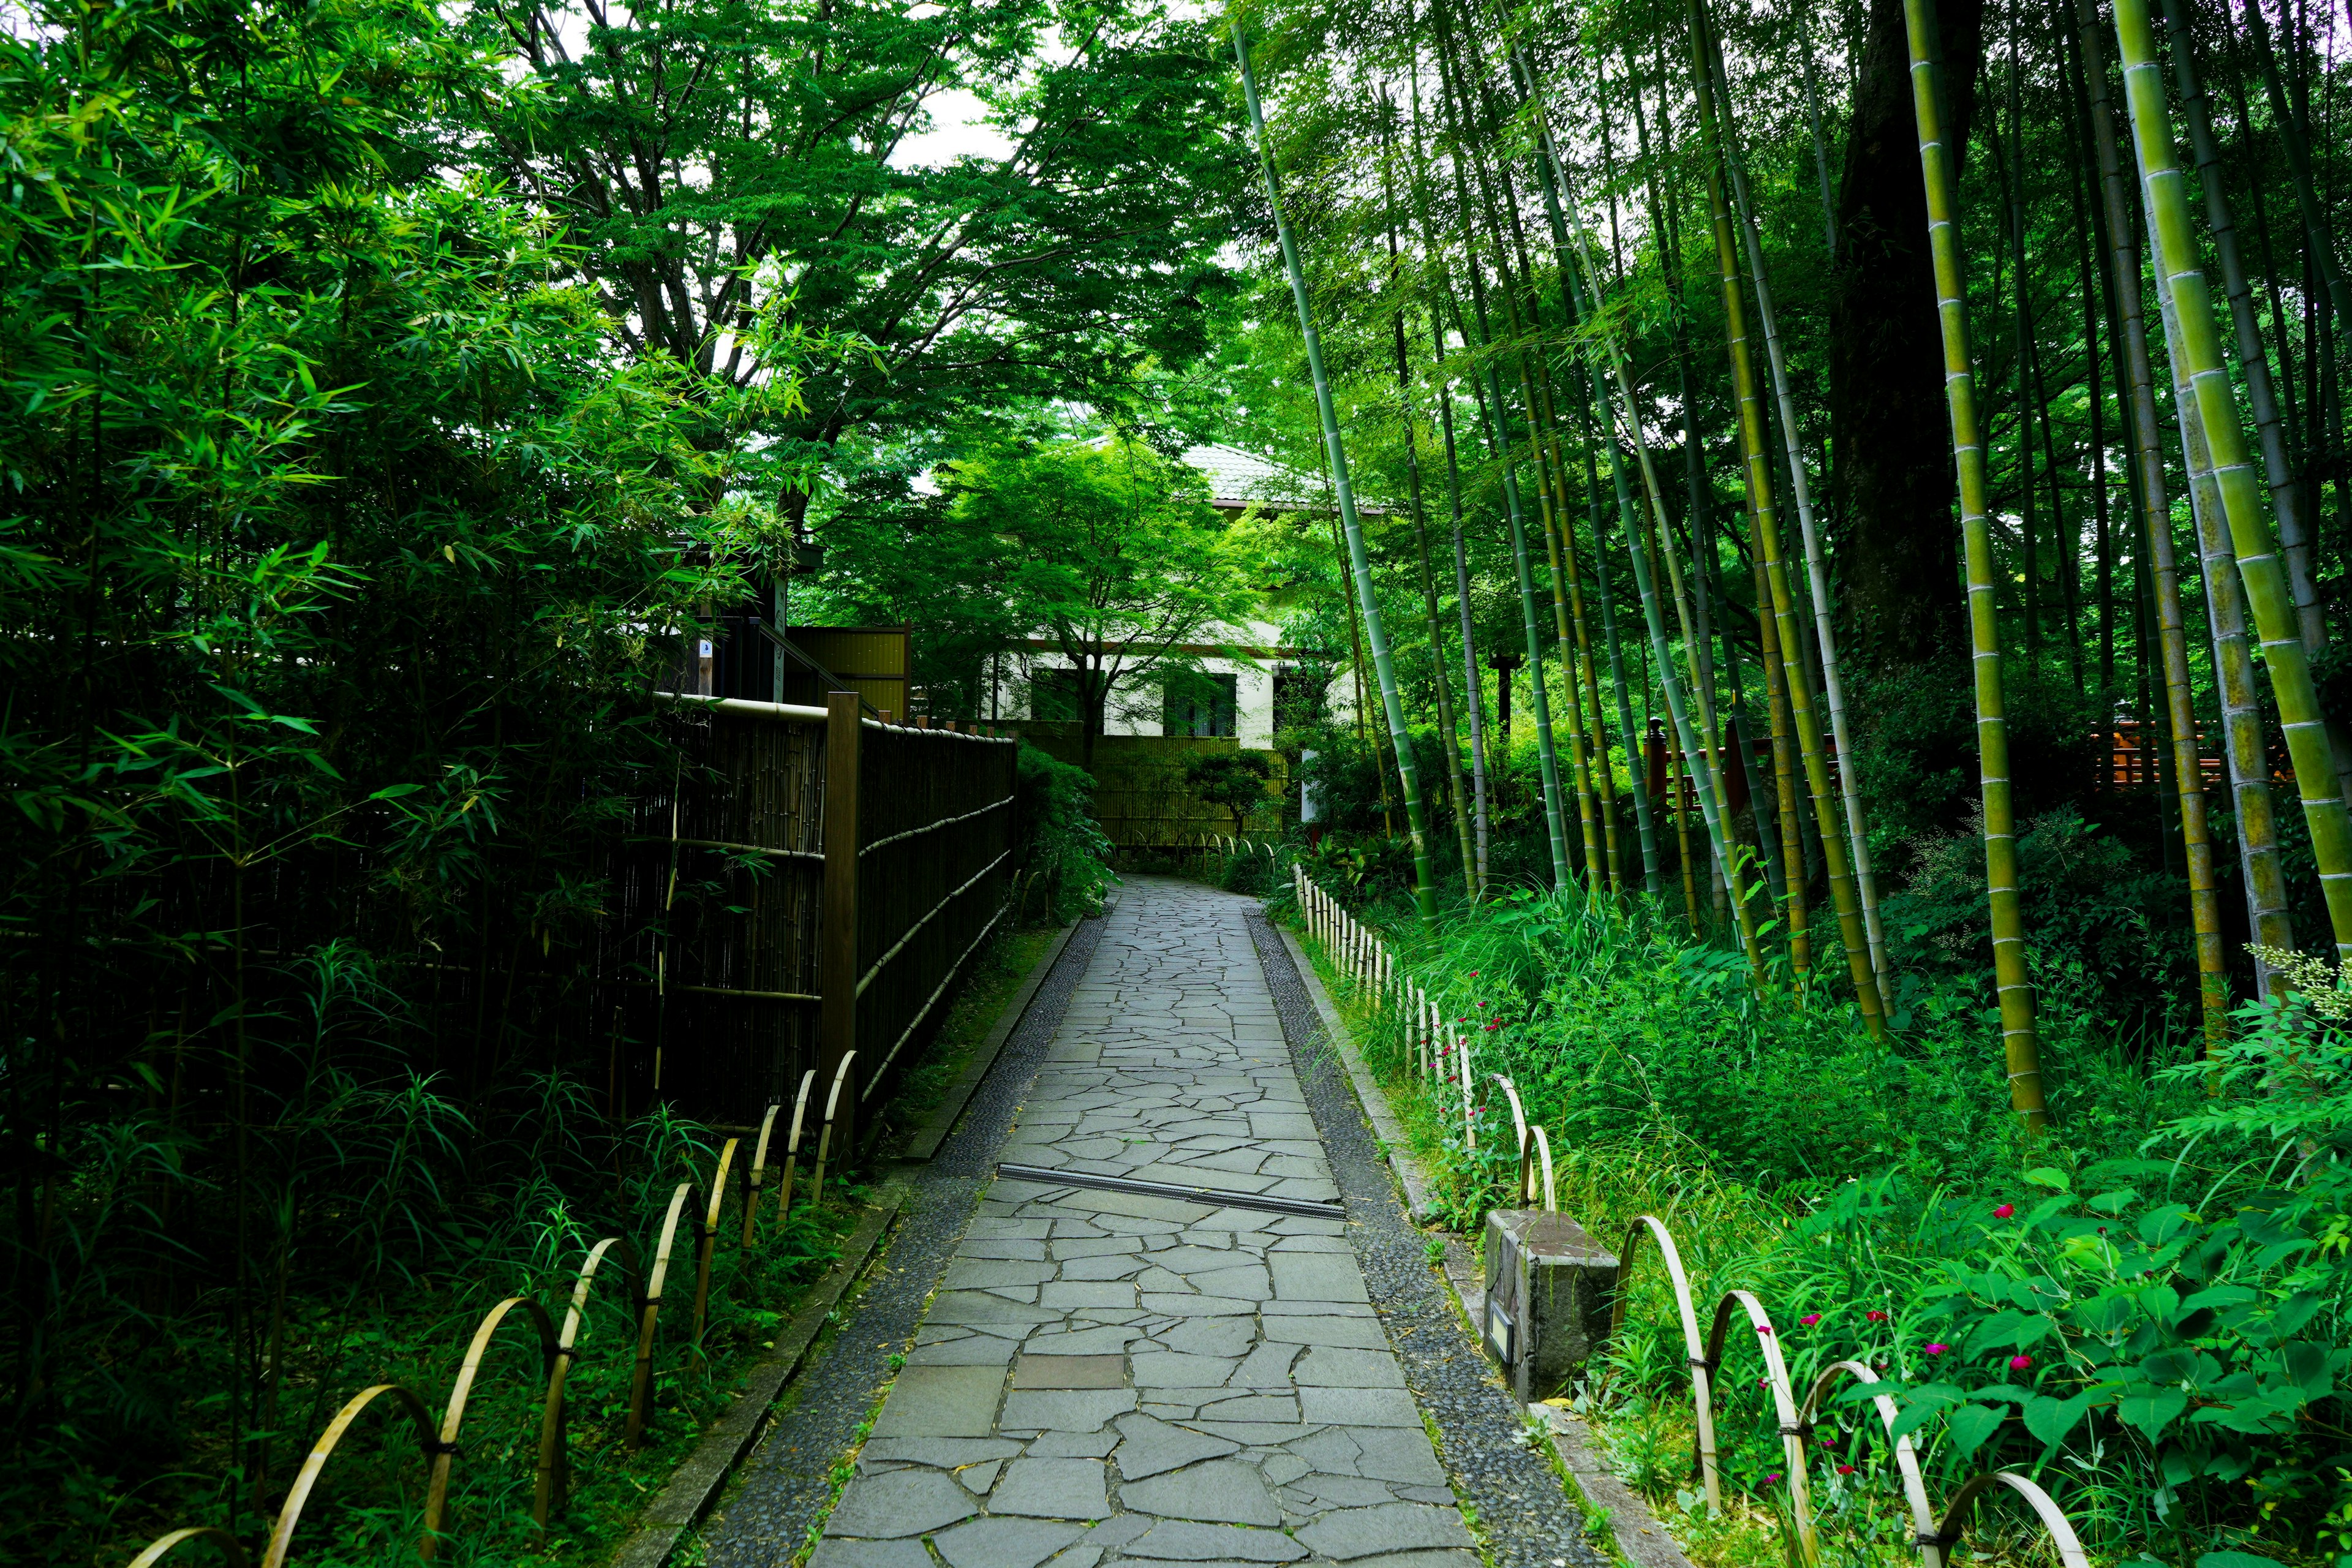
820, 690, 862, 1158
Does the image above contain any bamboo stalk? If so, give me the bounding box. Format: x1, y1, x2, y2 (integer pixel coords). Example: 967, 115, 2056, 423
1234, 24, 1434, 921
1902, 0, 2048, 1127
2109, 0, 2352, 963
1696, 6, 1891, 998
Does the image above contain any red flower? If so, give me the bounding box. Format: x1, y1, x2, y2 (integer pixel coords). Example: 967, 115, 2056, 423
1864, 1310, 1888, 1323
2010, 1354, 2034, 1372
1800, 1314, 1820, 1326
1993, 1203, 2015, 1219
1756, 1324, 1773, 1335
1483, 1023, 1501, 1032
1763, 1472, 1782, 1486
1836, 1464, 1856, 1476
1924, 1343, 1948, 1357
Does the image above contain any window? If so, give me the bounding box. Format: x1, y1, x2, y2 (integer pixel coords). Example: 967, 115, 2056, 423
1164, 671, 1238, 737
1272, 666, 1328, 733
1030, 668, 1083, 722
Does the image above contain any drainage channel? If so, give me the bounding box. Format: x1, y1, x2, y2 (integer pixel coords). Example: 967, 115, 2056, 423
992, 1161, 1347, 1220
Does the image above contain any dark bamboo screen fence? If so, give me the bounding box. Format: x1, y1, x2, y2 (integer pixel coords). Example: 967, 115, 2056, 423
620, 691, 1020, 1144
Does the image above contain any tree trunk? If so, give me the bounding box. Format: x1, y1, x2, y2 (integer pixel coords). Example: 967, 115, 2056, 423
1831, 0, 1985, 672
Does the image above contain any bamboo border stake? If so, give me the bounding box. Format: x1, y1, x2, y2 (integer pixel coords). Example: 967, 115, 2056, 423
777, 1069, 816, 1219
259, 1384, 440, 1568
692, 1137, 739, 1348
626, 1181, 699, 1449
810, 1050, 858, 1207
745, 1102, 782, 1247
421, 1296, 559, 1559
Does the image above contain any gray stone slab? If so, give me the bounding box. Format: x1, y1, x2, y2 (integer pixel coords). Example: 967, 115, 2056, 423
989, 1457, 1114, 1520
1268, 1253, 1370, 1304
998, 1389, 1139, 1431
1111, 1412, 1240, 1480
870, 1365, 1006, 1438
860, 1438, 1025, 1468
1131, 1351, 1238, 1388
1120, 1458, 1283, 1526
933, 1518, 1089, 1568
1122, 1523, 1310, 1562
1292, 1348, 1405, 1389
824, 1469, 981, 1538
1014, 1353, 1128, 1389
1294, 1505, 1472, 1561
810, 1540, 937, 1568
1296, 1388, 1422, 1427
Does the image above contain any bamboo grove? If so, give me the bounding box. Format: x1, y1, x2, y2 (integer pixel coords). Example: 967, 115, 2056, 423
1228, 0, 2352, 1102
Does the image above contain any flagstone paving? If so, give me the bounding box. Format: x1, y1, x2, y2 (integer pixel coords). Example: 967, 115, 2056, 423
808, 881, 1477, 1568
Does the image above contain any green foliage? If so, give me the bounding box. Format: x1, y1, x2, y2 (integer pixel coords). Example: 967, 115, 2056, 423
1184, 750, 1277, 835
1016, 743, 1118, 925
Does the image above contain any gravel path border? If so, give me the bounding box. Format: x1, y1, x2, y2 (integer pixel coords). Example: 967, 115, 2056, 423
1245, 910, 1612, 1568
698, 910, 1112, 1568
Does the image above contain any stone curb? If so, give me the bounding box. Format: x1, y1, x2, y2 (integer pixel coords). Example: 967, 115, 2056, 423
1529, 1404, 1701, 1568
895, 920, 1077, 1163
1275, 920, 1697, 1568
610, 1184, 908, 1568
1275, 922, 1438, 1224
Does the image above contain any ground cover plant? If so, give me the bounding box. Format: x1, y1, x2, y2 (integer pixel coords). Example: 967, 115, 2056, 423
1268, 851, 2352, 1568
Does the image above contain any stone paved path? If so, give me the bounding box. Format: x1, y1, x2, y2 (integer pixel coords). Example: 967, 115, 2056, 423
807, 880, 1477, 1568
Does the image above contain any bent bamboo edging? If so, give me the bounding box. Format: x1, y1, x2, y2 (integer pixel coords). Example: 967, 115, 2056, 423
260, 1383, 439, 1568
127, 1528, 248, 1568
421, 1295, 559, 1560
627, 1180, 702, 1450
1613, 1214, 2091, 1568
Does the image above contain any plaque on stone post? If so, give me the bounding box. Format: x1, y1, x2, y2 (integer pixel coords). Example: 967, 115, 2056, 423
1481, 1209, 1619, 1404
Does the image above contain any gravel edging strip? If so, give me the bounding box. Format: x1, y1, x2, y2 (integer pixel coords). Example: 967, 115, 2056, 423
1263, 910, 1694, 1568
611, 1186, 910, 1568
1274, 923, 1436, 1223
1249, 910, 1609, 1568
897, 921, 1077, 1162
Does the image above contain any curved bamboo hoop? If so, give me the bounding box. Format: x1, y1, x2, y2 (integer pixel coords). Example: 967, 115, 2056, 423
745, 1102, 783, 1247
1529, 1126, 1555, 1212
626, 1181, 701, 1450
1612, 1216, 2092, 1568
1703, 1289, 1818, 1564
127, 1528, 249, 1567
694, 1137, 740, 1346
810, 1051, 858, 1208
260, 1383, 439, 1568
778, 1069, 817, 1218
1613, 1216, 1721, 1511
1457, 1028, 1474, 1150
421, 1295, 559, 1560
1491, 1075, 1531, 1202
1928, 1472, 2089, 1568
1800, 1360, 1939, 1566
545, 1235, 635, 1524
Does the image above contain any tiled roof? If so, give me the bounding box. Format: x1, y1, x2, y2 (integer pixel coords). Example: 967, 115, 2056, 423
1182, 443, 1393, 514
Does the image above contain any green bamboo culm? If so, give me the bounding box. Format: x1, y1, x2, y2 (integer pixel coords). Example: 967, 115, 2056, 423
2109, 0, 2352, 965
1233, 20, 1435, 921
1901, 0, 2049, 1128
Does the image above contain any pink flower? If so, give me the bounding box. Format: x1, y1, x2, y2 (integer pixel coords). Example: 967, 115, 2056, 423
1756, 1324, 1773, 1336
2009, 1354, 2034, 1372
1836, 1464, 1856, 1476
1865, 1310, 1888, 1323
1993, 1203, 2015, 1219
1924, 1343, 1947, 1357
1483, 1023, 1501, 1032
1757, 1376, 1770, 1387
1763, 1472, 1782, 1486
1800, 1314, 1820, 1326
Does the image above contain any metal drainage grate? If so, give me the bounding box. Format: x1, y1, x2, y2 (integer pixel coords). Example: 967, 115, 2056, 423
993, 1163, 1346, 1221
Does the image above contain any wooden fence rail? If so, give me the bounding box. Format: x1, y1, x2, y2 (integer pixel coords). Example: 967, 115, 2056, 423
631, 690, 1020, 1145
